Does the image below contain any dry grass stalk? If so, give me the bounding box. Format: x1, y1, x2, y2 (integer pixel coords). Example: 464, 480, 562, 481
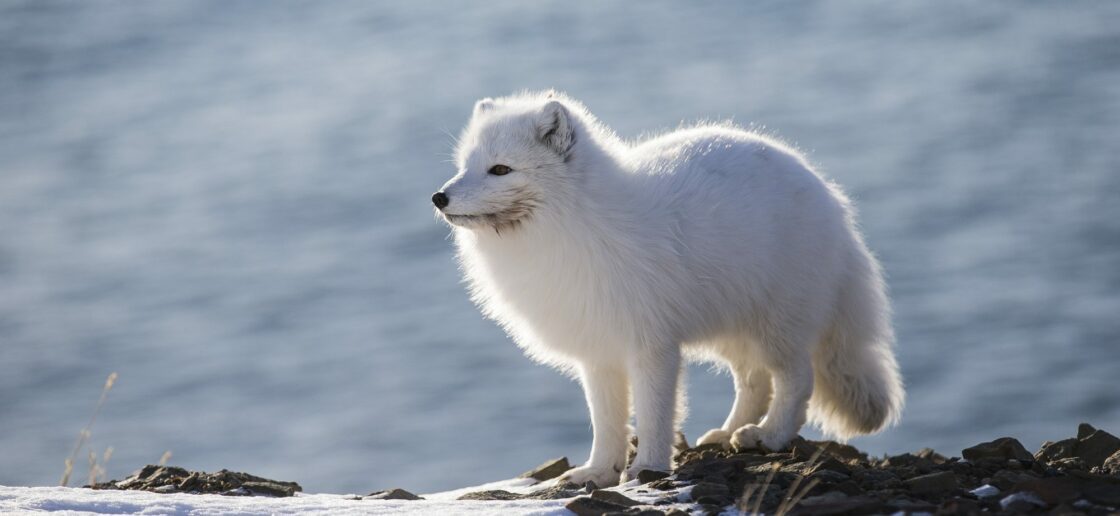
87, 452, 96, 486
159, 450, 173, 466
775, 443, 829, 514
751, 462, 780, 515
737, 461, 781, 515
779, 478, 821, 515
737, 481, 761, 514
100, 447, 113, 484
736, 443, 832, 516
86, 446, 114, 486
60, 373, 118, 486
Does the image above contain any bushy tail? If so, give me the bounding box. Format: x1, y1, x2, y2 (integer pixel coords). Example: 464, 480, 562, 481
808, 244, 904, 441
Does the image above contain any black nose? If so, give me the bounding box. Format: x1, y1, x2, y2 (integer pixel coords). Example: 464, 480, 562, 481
432, 191, 449, 209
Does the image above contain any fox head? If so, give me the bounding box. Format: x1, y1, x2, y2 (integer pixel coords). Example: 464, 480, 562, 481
433, 92, 582, 233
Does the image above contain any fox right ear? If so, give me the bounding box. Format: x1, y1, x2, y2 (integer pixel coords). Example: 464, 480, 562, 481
537, 100, 575, 157
473, 98, 495, 117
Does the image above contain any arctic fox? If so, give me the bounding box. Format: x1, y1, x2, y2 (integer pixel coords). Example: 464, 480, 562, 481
433, 91, 903, 487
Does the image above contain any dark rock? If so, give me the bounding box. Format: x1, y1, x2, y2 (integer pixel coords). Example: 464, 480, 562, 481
990, 469, 1039, 491
676, 457, 737, 482
764, 451, 794, 462
905, 471, 958, 494
738, 484, 786, 514
457, 483, 581, 501
699, 474, 727, 486
525, 483, 584, 500
132, 465, 159, 482
589, 489, 640, 507
1051, 457, 1088, 471
656, 429, 1120, 515
810, 469, 851, 485
962, 437, 1034, 462
831, 480, 863, 496
565, 495, 629, 516
796, 490, 847, 505
811, 457, 852, 476
145, 466, 189, 482
1078, 423, 1097, 440
90, 465, 302, 497
786, 438, 866, 464
177, 472, 199, 491
637, 470, 670, 484
698, 504, 726, 515
690, 443, 726, 454
456, 490, 523, 501
1085, 482, 1120, 506
1011, 477, 1082, 506
241, 481, 300, 497
794, 492, 887, 515
1037, 439, 1079, 463
1008, 475, 1120, 507
520, 457, 572, 481
1103, 450, 1120, 472
729, 454, 778, 468
788, 436, 820, 460
696, 495, 734, 507
366, 488, 422, 501
1046, 503, 1087, 515
937, 497, 981, 515
884, 497, 938, 513
688, 481, 730, 502
855, 469, 900, 489
917, 448, 949, 465
1076, 429, 1120, 467
815, 441, 866, 464
883, 452, 921, 468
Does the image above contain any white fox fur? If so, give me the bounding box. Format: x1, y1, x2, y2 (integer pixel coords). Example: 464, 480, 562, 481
435, 91, 903, 487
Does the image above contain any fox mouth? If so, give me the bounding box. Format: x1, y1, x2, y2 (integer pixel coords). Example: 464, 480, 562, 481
439, 196, 539, 234
441, 209, 531, 233
442, 212, 497, 226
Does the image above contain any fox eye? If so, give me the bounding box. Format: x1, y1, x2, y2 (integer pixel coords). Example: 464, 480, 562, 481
488, 164, 512, 176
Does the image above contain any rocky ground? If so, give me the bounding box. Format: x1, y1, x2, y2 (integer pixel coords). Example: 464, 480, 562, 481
644, 422, 1120, 515
89, 464, 302, 497
87, 423, 1120, 515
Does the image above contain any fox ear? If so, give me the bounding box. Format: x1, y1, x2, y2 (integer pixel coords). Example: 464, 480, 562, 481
537, 100, 575, 157
473, 98, 495, 117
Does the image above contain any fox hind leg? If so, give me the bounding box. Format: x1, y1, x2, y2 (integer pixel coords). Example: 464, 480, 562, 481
697, 359, 772, 449
730, 344, 813, 452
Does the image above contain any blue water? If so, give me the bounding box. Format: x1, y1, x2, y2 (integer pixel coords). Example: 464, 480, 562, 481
2, 1, 1118, 494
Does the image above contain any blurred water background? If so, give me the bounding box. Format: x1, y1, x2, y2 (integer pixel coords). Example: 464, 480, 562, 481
2, 1, 1118, 494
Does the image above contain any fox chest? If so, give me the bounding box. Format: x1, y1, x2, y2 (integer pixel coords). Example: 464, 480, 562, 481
465, 249, 636, 350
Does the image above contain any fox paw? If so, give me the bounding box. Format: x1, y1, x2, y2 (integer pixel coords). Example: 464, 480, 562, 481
696, 428, 732, 449
559, 464, 621, 488
730, 424, 792, 452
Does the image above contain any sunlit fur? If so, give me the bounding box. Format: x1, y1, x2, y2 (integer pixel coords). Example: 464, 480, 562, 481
436, 91, 904, 487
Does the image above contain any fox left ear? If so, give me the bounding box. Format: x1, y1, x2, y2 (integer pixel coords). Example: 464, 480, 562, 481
473, 98, 495, 117
537, 100, 575, 157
